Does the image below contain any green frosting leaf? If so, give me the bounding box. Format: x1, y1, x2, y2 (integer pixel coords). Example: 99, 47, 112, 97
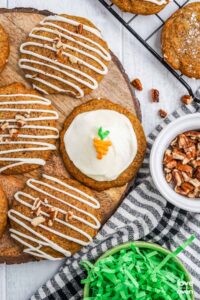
81, 235, 195, 300
98, 127, 110, 140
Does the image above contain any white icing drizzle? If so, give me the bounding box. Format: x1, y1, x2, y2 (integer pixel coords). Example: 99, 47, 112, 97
19, 15, 111, 98
42, 15, 103, 39
0, 94, 59, 173
8, 174, 101, 260
144, 0, 167, 5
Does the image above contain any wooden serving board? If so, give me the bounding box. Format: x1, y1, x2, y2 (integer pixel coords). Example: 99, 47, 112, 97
0, 8, 141, 264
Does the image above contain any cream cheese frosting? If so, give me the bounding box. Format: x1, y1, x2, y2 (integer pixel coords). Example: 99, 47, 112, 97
64, 109, 138, 181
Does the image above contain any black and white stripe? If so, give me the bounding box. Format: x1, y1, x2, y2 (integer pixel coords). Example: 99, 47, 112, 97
32, 102, 200, 300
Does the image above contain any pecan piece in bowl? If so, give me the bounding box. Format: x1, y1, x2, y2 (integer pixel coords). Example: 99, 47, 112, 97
163, 131, 200, 198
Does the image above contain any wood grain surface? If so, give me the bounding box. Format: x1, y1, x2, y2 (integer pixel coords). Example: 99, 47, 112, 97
0, 8, 141, 264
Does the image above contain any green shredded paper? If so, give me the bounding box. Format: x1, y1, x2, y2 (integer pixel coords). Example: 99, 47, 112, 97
81, 235, 195, 300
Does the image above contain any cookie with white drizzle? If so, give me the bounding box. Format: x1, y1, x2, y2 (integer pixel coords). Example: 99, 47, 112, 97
0, 82, 59, 174
8, 174, 101, 260
111, 0, 169, 15
19, 14, 111, 98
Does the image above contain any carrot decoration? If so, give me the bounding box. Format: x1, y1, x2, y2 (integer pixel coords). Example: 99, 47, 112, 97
93, 127, 112, 160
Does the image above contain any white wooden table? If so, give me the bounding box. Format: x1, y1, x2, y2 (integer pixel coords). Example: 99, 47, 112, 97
0, 0, 199, 299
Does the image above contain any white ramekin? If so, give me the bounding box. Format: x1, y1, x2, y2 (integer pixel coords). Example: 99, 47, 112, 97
150, 113, 200, 212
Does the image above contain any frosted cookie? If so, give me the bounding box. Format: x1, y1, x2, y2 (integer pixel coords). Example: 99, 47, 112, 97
111, 0, 169, 15
0, 83, 59, 175
60, 99, 146, 191
162, 3, 200, 79
19, 14, 111, 98
0, 23, 9, 73
0, 184, 8, 238
8, 174, 101, 260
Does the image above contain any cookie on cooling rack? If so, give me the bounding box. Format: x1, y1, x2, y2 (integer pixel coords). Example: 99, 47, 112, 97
0, 82, 59, 175
8, 174, 101, 260
60, 99, 146, 191
19, 14, 111, 98
0, 23, 9, 73
111, 0, 169, 15
162, 2, 200, 79
0, 184, 8, 238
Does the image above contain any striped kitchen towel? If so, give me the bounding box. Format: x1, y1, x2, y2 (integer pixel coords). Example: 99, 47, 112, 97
32, 102, 200, 300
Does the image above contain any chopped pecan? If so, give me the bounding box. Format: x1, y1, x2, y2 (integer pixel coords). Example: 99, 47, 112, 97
189, 178, 200, 188
170, 137, 178, 147
163, 149, 173, 163
32, 198, 41, 211
188, 188, 199, 198
166, 160, 177, 169
16, 120, 26, 128
15, 114, 25, 121
185, 131, 200, 140
164, 167, 171, 174
53, 37, 60, 43
175, 186, 188, 196
177, 163, 193, 175
172, 170, 183, 186
56, 40, 64, 49
9, 128, 19, 139
68, 211, 74, 220
181, 95, 193, 105
166, 173, 172, 183
151, 89, 159, 102
191, 159, 200, 168
31, 216, 45, 227
182, 172, 191, 182
181, 182, 194, 193
44, 198, 49, 204
131, 78, 143, 91
172, 148, 185, 160
178, 134, 191, 149
159, 109, 167, 118
49, 208, 58, 221
69, 55, 78, 64
194, 167, 200, 180
65, 211, 74, 222
24, 111, 31, 119
36, 207, 42, 217
184, 144, 196, 159
77, 23, 83, 34
0, 121, 9, 131
197, 144, 200, 156
56, 47, 63, 58
48, 220, 54, 227
164, 130, 200, 198
182, 157, 190, 165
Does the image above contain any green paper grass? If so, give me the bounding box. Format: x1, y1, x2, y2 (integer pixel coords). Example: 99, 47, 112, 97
81, 236, 195, 300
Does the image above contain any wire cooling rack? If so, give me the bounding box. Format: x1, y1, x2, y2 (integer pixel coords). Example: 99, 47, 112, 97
98, 0, 200, 102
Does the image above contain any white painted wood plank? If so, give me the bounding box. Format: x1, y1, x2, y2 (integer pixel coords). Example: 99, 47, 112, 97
0, 264, 6, 300
0, 0, 7, 8
6, 260, 63, 300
